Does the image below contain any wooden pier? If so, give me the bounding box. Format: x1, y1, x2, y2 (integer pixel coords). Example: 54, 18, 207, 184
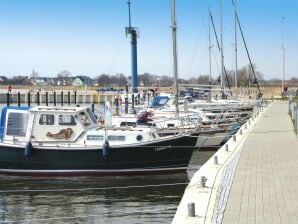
173, 101, 297, 223
0, 91, 120, 105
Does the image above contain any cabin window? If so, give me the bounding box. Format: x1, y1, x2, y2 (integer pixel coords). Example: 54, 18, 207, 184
79, 112, 91, 126
167, 123, 175, 127
120, 122, 136, 127
108, 135, 125, 141
87, 135, 104, 141
6, 112, 29, 137
39, 114, 54, 125
58, 115, 76, 125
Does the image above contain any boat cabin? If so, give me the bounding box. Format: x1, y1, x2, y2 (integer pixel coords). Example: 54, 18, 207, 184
0, 106, 160, 147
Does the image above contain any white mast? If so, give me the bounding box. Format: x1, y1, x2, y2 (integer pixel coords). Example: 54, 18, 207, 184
171, 0, 179, 118
220, 0, 224, 95
282, 17, 285, 92
208, 7, 212, 84
234, 0, 238, 92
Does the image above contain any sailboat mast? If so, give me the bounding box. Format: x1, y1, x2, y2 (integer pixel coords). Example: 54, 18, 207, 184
208, 7, 212, 84
234, 0, 238, 92
220, 0, 224, 94
171, 0, 179, 118
282, 17, 285, 92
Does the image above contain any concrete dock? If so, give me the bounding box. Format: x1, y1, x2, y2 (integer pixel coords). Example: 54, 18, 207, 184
173, 101, 297, 224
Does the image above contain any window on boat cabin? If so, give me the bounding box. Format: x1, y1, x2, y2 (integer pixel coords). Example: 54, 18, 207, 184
79, 111, 91, 126
39, 114, 54, 125
6, 112, 29, 137
108, 135, 125, 141
120, 122, 136, 127
58, 115, 76, 125
86, 135, 104, 141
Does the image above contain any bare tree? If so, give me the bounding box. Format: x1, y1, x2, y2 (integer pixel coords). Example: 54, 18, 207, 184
57, 70, 72, 78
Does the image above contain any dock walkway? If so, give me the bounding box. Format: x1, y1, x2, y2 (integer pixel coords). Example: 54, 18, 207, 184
172, 101, 298, 224
223, 101, 298, 223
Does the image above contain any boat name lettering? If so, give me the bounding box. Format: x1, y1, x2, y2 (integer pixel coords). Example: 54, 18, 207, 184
154, 145, 171, 152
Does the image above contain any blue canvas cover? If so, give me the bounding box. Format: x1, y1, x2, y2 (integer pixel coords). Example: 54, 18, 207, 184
0, 106, 30, 139
150, 96, 169, 108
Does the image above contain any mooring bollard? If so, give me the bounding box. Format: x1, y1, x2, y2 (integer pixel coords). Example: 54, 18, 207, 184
74, 90, 77, 105
17, 92, 21, 107
200, 176, 207, 188
115, 97, 119, 115
61, 91, 64, 106
45, 92, 48, 106
37, 91, 40, 106
239, 129, 243, 135
214, 156, 218, 165
6, 92, 10, 107
68, 91, 71, 105
147, 93, 150, 106
187, 202, 196, 217
53, 91, 56, 106
225, 144, 229, 152
91, 103, 95, 114
125, 97, 128, 114
27, 92, 31, 107
245, 124, 247, 129
233, 135, 236, 141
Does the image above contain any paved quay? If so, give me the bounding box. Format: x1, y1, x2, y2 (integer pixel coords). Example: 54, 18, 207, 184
172, 101, 298, 224
223, 101, 298, 224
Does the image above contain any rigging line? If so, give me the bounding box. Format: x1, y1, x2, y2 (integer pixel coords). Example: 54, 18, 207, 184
107, 38, 125, 75
231, 0, 262, 95
0, 182, 189, 193
197, 4, 221, 79
209, 11, 232, 96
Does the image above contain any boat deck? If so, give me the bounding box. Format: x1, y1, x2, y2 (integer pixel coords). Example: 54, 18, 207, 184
172, 101, 298, 224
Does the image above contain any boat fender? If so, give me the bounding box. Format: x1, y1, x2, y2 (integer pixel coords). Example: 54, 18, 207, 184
25, 141, 33, 158
102, 140, 109, 159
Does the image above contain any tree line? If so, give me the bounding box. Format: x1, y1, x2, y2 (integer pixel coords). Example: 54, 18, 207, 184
2, 64, 297, 87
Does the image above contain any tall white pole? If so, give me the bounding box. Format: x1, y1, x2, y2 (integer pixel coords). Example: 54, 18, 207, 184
208, 7, 212, 84
234, 0, 238, 92
282, 17, 285, 92
171, 0, 179, 118
220, 0, 224, 94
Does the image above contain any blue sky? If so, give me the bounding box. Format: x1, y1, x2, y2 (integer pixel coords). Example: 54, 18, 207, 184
0, 0, 297, 80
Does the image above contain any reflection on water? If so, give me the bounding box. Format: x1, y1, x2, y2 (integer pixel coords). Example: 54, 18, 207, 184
0, 150, 216, 224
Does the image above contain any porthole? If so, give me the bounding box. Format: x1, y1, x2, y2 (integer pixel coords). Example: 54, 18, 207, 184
136, 135, 143, 141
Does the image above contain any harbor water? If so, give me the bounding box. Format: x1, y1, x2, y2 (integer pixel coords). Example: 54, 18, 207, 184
0, 150, 215, 224
0, 103, 216, 223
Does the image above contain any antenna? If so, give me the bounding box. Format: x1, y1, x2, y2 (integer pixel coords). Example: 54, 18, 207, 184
281, 16, 285, 92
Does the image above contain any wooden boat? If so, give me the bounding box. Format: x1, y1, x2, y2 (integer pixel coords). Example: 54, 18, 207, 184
0, 106, 197, 176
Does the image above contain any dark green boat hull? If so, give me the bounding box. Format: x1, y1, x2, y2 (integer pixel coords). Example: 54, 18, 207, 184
0, 135, 196, 176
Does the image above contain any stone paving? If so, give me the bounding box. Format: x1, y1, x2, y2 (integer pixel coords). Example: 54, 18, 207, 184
223, 101, 298, 224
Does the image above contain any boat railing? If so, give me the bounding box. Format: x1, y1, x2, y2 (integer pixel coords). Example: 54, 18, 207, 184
152, 114, 201, 136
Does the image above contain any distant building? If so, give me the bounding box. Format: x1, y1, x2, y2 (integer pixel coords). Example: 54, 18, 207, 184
72, 76, 93, 86
0, 76, 9, 84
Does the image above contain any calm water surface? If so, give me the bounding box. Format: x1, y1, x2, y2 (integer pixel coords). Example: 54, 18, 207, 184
0, 150, 215, 224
